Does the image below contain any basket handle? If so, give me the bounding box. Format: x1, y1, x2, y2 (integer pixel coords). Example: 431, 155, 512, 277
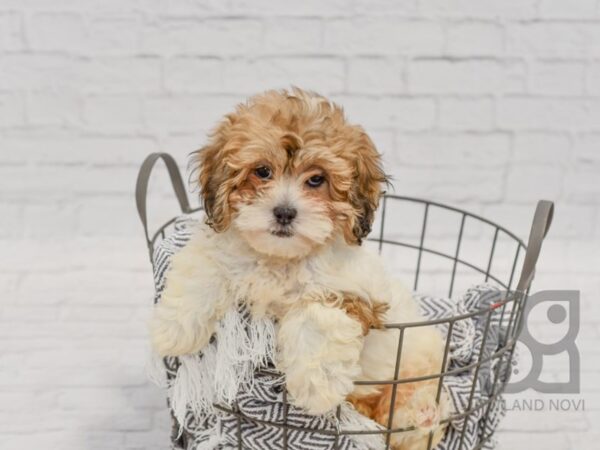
135, 153, 191, 253
515, 200, 554, 293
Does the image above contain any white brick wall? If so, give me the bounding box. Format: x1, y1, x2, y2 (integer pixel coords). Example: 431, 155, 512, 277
0, 1, 598, 449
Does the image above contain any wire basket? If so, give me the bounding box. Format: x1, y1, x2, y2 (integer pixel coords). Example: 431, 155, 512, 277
136, 153, 554, 450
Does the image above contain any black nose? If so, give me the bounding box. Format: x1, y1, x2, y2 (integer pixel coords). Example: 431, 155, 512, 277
273, 206, 297, 225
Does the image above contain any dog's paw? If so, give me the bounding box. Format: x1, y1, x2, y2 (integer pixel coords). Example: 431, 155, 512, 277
150, 305, 213, 357
406, 383, 447, 431
285, 359, 358, 415
383, 383, 449, 450
277, 303, 364, 415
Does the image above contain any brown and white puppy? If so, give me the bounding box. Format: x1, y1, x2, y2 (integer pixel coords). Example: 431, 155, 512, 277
150, 88, 448, 449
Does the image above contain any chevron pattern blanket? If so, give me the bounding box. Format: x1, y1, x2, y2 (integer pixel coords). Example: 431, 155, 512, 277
150, 216, 510, 450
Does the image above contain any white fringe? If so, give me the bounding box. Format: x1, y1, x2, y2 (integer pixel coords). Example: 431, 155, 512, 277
192, 419, 225, 450
150, 306, 277, 427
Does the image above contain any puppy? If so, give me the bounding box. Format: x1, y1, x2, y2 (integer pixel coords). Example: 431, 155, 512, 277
150, 88, 449, 449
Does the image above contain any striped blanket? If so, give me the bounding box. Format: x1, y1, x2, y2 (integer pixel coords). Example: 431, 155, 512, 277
150, 216, 510, 450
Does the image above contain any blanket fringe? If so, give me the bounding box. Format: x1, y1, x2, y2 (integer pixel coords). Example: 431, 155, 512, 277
151, 307, 277, 428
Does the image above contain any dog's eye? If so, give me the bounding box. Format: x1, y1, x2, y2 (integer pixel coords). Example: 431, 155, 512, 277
306, 175, 325, 188
255, 166, 272, 179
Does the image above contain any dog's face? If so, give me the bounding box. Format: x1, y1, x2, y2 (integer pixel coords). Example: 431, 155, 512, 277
194, 88, 386, 259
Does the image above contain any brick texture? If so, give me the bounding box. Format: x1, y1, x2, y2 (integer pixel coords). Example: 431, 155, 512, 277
0, 1, 598, 449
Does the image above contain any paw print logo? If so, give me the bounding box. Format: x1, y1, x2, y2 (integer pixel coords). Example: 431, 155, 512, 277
507, 290, 580, 394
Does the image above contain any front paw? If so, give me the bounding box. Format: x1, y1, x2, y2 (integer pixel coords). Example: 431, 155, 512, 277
277, 303, 364, 415
150, 305, 213, 357
285, 360, 359, 415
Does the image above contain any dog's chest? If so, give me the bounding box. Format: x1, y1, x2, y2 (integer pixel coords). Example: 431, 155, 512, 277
233, 260, 316, 318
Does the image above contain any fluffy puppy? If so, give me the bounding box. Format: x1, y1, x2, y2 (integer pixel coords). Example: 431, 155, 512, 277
150, 88, 448, 449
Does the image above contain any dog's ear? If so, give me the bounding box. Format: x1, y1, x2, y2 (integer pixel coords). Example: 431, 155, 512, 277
193, 116, 236, 232
348, 131, 388, 244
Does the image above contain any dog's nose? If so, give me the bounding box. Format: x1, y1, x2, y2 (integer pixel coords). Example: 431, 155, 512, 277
273, 206, 297, 225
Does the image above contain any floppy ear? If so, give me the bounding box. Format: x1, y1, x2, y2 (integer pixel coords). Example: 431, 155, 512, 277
193, 117, 235, 232
349, 131, 388, 244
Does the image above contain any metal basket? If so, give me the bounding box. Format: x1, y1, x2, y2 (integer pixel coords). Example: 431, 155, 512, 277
136, 153, 554, 450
